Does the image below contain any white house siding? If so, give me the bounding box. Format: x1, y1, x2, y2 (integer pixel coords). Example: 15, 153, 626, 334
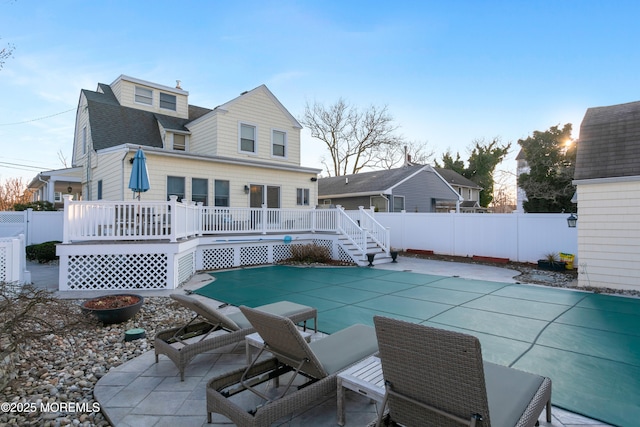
73, 93, 91, 167
215, 88, 301, 165
92, 150, 130, 200
576, 179, 640, 291
185, 113, 218, 155
112, 153, 317, 208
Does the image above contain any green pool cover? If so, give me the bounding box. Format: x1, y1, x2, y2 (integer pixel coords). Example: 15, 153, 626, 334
193, 265, 640, 426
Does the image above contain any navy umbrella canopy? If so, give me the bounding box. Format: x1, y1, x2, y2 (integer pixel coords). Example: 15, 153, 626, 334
128, 148, 150, 200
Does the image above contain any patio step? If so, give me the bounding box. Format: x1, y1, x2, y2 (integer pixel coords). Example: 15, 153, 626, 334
337, 236, 391, 267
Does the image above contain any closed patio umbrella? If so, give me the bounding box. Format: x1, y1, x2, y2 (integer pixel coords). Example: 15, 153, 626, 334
128, 147, 150, 200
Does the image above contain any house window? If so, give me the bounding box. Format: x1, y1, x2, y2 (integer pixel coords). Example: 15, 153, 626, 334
240, 123, 256, 153
272, 130, 286, 157
160, 92, 177, 111
167, 176, 185, 201
296, 188, 310, 206
82, 126, 87, 155
393, 195, 404, 212
214, 180, 230, 207
173, 134, 186, 151
97, 180, 102, 200
468, 189, 472, 199
192, 178, 208, 205
135, 86, 153, 105
370, 195, 388, 212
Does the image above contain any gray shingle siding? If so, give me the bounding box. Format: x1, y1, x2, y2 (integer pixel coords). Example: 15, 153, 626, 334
576, 100, 640, 180
394, 169, 458, 212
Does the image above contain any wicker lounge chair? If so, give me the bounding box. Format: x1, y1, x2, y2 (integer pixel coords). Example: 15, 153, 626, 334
372, 316, 552, 427
154, 294, 317, 381
206, 305, 379, 426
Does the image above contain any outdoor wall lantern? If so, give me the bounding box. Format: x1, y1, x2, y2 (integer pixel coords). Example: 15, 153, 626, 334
67, 186, 73, 193
244, 185, 250, 194
567, 213, 578, 228
310, 177, 318, 182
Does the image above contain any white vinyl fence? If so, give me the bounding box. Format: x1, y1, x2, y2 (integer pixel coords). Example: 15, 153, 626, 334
373, 212, 578, 264
0, 210, 64, 245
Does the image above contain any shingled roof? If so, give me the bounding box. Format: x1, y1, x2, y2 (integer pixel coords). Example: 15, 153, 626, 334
318, 165, 428, 196
575, 100, 640, 180
82, 83, 212, 151
433, 167, 482, 189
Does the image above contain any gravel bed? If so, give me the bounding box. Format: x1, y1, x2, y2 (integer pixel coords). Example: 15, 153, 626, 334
2, 260, 638, 427
0, 297, 194, 427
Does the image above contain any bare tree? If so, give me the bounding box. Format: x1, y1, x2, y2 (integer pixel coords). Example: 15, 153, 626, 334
0, 39, 15, 70
0, 178, 33, 211
301, 98, 404, 176
57, 149, 69, 168
376, 140, 435, 169
490, 169, 517, 213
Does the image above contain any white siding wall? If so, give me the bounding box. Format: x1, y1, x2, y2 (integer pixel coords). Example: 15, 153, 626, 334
186, 113, 218, 155
103, 153, 317, 208
215, 88, 301, 165
73, 93, 94, 192
93, 151, 129, 200
576, 180, 640, 291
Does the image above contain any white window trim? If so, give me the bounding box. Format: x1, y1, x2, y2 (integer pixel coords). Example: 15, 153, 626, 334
134, 86, 153, 106
271, 128, 288, 159
296, 188, 310, 206
238, 122, 258, 155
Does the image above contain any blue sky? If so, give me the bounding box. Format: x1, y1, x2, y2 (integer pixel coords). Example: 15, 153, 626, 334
1, 0, 639, 186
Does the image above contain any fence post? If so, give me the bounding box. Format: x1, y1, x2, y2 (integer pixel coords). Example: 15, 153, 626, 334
261, 204, 267, 234
25, 209, 33, 246
197, 202, 203, 236
169, 196, 178, 243
62, 195, 73, 244
311, 206, 317, 233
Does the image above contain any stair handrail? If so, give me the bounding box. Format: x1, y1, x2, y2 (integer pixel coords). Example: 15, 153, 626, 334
336, 206, 367, 260
358, 206, 390, 255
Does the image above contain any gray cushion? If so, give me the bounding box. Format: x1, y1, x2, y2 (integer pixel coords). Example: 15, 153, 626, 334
309, 324, 378, 375
484, 362, 544, 427
228, 301, 313, 330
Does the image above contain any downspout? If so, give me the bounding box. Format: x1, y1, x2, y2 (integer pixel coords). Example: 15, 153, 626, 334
37, 175, 49, 202
121, 150, 130, 199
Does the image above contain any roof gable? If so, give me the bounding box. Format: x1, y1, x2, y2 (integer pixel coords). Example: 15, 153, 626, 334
214, 85, 302, 129
576, 100, 640, 180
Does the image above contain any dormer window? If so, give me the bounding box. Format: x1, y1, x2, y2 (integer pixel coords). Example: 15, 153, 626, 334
160, 92, 177, 111
135, 86, 153, 105
172, 133, 186, 151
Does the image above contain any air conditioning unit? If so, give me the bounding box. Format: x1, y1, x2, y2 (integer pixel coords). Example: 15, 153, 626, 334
54, 192, 63, 202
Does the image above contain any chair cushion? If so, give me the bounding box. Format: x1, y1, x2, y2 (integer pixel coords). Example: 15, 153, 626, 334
227, 301, 314, 330
484, 362, 545, 427
309, 324, 378, 375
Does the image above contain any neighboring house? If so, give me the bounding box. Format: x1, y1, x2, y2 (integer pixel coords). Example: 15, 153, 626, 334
317, 164, 462, 212
30, 75, 320, 209
515, 149, 529, 213
432, 167, 484, 212
28, 167, 83, 210
573, 100, 640, 292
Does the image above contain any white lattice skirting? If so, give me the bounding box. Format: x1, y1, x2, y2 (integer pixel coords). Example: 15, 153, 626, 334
57, 234, 356, 291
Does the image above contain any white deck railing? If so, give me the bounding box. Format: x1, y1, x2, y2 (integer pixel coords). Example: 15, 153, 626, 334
62, 196, 389, 253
